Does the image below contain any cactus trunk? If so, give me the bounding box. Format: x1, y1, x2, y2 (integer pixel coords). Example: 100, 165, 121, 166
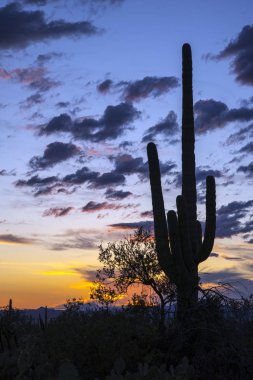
147, 44, 216, 320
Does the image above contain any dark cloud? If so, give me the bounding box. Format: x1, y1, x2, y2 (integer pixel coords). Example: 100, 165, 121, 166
113, 153, 176, 179
97, 76, 179, 102
0, 169, 16, 176
194, 99, 253, 134
39, 103, 140, 142
62, 166, 99, 185
0, 2, 99, 50
82, 201, 130, 212
200, 269, 253, 295
239, 142, 253, 154
39, 113, 72, 135
0, 66, 60, 92
0, 234, 35, 244
55, 101, 70, 109
216, 200, 253, 239
142, 111, 179, 142
23, 0, 124, 6
20, 93, 44, 109
237, 162, 253, 177
15, 174, 58, 187
140, 210, 153, 218
88, 171, 125, 189
196, 167, 223, 183
43, 207, 74, 217
226, 123, 253, 145
108, 221, 154, 231
97, 79, 113, 93
121, 76, 179, 102
36, 52, 63, 65
213, 25, 253, 85
105, 188, 132, 200
74, 266, 98, 282
29, 141, 80, 170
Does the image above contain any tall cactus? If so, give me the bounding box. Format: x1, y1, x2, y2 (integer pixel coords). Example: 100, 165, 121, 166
147, 43, 216, 319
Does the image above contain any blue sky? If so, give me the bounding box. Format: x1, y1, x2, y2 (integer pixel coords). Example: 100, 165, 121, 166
0, 0, 252, 308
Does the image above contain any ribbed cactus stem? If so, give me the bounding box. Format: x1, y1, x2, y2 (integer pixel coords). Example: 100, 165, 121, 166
147, 43, 216, 320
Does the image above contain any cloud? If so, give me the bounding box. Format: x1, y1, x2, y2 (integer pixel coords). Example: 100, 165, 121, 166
55, 101, 71, 109
89, 171, 125, 189
196, 167, 223, 183
122, 76, 179, 102
237, 162, 253, 177
36, 52, 63, 66
97, 76, 179, 102
62, 166, 99, 185
39, 103, 140, 142
0, 2, 99, 50
74, 266, 98, 282
0, 66, 60, 92
226, 123, 253, 145
239, 142, 253, 154
212, 25, 253, 85
48, 228, 103, 251
105, 188, 132, 200
142, 111, 179, 142
23, 0, 125, 6
43, 207, 74, 217
0, 234, 35, 244
194, 99, 253, 134
0, 169, 16, 176
15, 174, 58, 187
97, 79, 113, 93
108, 221, 154, 231
216, 200, 253, 239
82, 201, 134, 213
29, 141, 80, 170
113, 153, 176, 180
20, 93, 44, 109
140, 211, 153, 218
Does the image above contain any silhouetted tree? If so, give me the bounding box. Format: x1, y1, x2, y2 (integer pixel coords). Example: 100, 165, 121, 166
90, 228, 176, 327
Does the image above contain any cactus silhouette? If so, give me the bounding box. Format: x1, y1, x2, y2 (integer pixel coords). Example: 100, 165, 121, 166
147, 43, 216, 319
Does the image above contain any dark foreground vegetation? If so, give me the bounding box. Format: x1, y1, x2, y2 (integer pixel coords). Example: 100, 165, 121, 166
0, 295, 253, 379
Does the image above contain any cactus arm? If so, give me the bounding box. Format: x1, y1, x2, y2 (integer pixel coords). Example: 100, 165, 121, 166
176, 196, 195, 273
195, 220, 202, 259
147, 142, 173, 278
197, 176, 216, 263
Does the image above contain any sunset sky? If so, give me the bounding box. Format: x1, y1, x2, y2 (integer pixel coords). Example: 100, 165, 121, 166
0, 0, 252, 309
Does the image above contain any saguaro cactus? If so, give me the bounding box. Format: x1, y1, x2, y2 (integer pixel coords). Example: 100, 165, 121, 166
147, 43, 216, 319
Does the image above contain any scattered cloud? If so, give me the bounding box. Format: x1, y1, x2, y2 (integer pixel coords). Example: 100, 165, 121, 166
43, 207, 74, 217
97, 76, 179, 102
108, 220, 154, 231
237, 162, 253, 177
216, 200, 253, 239
226, 123, 253, 145
239, 142, 253, 154
29, 141, 81, 170
82, 201, 135, 213
112, 153, 176, 180
39, 103, 140, 142
211, 25, 253, 85
0, 233, 35, 245
194, 99, 253, 134
0, 66, 60, 92
0, 2, 100, 50
105, 188, 132, 200
142, 111, 179, 142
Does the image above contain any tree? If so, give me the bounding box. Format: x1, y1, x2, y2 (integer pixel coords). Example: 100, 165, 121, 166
90, 282, 121, 311
90, 228, 176, 327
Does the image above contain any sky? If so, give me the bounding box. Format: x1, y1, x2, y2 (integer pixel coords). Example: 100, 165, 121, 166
0, 0, 252, 309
